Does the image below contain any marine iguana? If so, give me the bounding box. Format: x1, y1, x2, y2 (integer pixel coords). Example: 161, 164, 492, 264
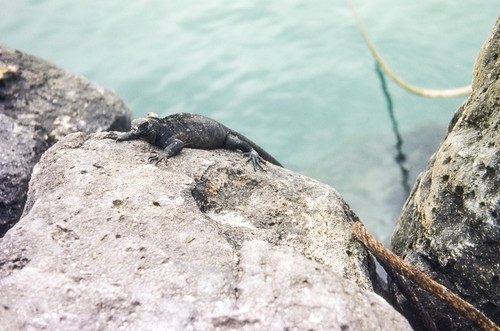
105, 112, 282, 171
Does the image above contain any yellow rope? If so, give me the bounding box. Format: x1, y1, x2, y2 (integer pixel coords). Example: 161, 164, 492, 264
347, 0, 472, 98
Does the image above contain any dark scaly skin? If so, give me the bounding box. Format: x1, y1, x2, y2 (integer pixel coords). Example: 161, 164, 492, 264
104, 113, 282, 171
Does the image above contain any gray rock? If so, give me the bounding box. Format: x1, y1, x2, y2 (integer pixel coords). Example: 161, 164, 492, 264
0, 114, 45, 237
0, 46, 131, 235
0, 133, 411, 330
391, 19, 500, 330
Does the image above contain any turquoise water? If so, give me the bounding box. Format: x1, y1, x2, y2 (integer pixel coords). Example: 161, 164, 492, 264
1, 1, 497, 242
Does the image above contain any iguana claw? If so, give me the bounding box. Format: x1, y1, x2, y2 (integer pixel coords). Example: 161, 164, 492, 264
148, 151, 168, 165
244, 150, 266, 171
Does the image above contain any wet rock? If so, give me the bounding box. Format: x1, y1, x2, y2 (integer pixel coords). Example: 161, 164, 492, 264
0, 133, 411, 330
391, 18, 500, 330
0, 46, 131, 236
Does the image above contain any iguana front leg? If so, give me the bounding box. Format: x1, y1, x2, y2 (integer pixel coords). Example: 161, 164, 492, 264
148, 138, 184, 165
104, 131, 139, 141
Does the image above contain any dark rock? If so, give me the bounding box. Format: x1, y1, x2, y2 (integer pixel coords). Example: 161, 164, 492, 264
391, 18, 500, 330
0, 46, 131, 236
0, 132, 412, 330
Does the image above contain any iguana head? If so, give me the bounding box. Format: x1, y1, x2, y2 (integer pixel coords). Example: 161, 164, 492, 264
146, 112, 160, 119
130, 116, 159, 138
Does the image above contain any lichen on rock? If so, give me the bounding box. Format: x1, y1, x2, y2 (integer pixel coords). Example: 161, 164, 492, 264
391, 18, 500, 330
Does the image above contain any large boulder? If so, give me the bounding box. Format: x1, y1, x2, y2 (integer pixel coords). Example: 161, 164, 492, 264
391, 19, 500, 330
0, 46, 131, 236
0, 132, 412, 330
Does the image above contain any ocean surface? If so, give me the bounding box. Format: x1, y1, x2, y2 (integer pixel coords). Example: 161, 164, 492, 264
1, 1, 497, 243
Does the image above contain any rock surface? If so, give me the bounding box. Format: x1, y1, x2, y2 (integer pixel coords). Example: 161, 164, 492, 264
391, 19, 500, 330
0, 132, 411, 330
0, 46, 131, 236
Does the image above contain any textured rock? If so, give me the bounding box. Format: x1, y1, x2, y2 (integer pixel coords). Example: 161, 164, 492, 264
391, 19, 500, 330
0, 133, 411, 330
0, 114, 44, 237
0, 46, 131, 236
